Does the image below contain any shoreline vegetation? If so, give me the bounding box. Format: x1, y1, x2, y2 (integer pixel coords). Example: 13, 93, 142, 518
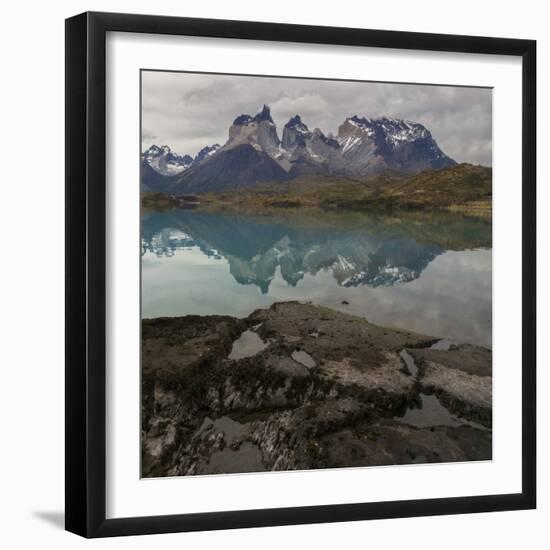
142, 207, 492, 253
141, 163, 492, 217
142, 301, 492, 477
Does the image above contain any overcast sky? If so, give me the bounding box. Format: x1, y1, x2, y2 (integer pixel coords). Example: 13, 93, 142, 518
142, 71, 492, 166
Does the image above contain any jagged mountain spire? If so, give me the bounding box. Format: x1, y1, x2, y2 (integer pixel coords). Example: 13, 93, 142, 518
233, 104, 274, 126
254, 104, 274, 123
286, 115, 300, 125
282, 115, 311, 152
284, 115, 309, 131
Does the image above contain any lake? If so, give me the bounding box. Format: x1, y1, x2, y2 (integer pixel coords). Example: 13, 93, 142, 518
141, 208, 492, 348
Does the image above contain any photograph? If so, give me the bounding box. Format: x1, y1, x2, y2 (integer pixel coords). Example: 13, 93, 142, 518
140, 71, 493, 478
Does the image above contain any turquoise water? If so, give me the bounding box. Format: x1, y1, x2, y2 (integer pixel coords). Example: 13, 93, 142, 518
141, 209, 492, 347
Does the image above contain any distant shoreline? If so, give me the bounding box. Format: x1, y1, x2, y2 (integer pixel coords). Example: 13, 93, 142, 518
142, 163, 492, 218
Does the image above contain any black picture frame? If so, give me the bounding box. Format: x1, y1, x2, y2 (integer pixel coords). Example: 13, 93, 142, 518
65, 11, 536, 538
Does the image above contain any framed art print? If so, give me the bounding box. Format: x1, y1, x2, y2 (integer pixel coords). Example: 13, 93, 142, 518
65, 12, 536, 537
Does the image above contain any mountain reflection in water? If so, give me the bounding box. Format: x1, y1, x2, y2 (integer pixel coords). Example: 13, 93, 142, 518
141, 209, 492, 347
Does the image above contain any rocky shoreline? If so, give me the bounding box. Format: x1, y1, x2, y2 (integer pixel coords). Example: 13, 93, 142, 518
142, 302, 492, 477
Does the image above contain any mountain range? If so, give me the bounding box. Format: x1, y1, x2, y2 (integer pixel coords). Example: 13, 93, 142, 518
141, 105, 456, 194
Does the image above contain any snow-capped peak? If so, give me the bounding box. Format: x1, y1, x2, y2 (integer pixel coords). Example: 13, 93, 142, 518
143, 144, 163, 157
142, 144, 193, 176
347, 115, 430, 145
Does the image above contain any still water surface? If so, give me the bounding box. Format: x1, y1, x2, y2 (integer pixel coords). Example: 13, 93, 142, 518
141, 209, 492, 347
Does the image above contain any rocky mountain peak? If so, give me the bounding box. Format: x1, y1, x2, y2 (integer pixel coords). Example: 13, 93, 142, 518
194, 144, 220, 164
285, 115, 307, 130
338, 115, 455, 175
233, 105, 274, 126
253, 104, 274, 124
233, 114, 253, 126
345, 116, 430, 144
144, 144, 162, 156
282, 115, 311, 153
311, 128, 340, 149
227, 105, 280, 156
350, 115, 367, 126
142, 144, 193, 176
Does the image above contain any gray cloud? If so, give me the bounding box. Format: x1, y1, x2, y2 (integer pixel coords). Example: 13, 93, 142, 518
142, 71, 492, 165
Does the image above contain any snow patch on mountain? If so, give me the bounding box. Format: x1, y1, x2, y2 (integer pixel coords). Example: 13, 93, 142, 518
194, 144, 221, 164
142, 145, 193, 176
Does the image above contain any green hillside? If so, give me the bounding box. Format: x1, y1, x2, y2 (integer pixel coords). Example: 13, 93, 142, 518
195, 163, 492, 215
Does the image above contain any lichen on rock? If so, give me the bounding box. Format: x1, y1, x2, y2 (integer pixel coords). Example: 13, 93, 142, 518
141, 302, 492, 477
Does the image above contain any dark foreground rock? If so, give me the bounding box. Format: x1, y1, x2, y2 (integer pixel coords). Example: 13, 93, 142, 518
142, 302, 492, 477
408, 345, 492, 427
